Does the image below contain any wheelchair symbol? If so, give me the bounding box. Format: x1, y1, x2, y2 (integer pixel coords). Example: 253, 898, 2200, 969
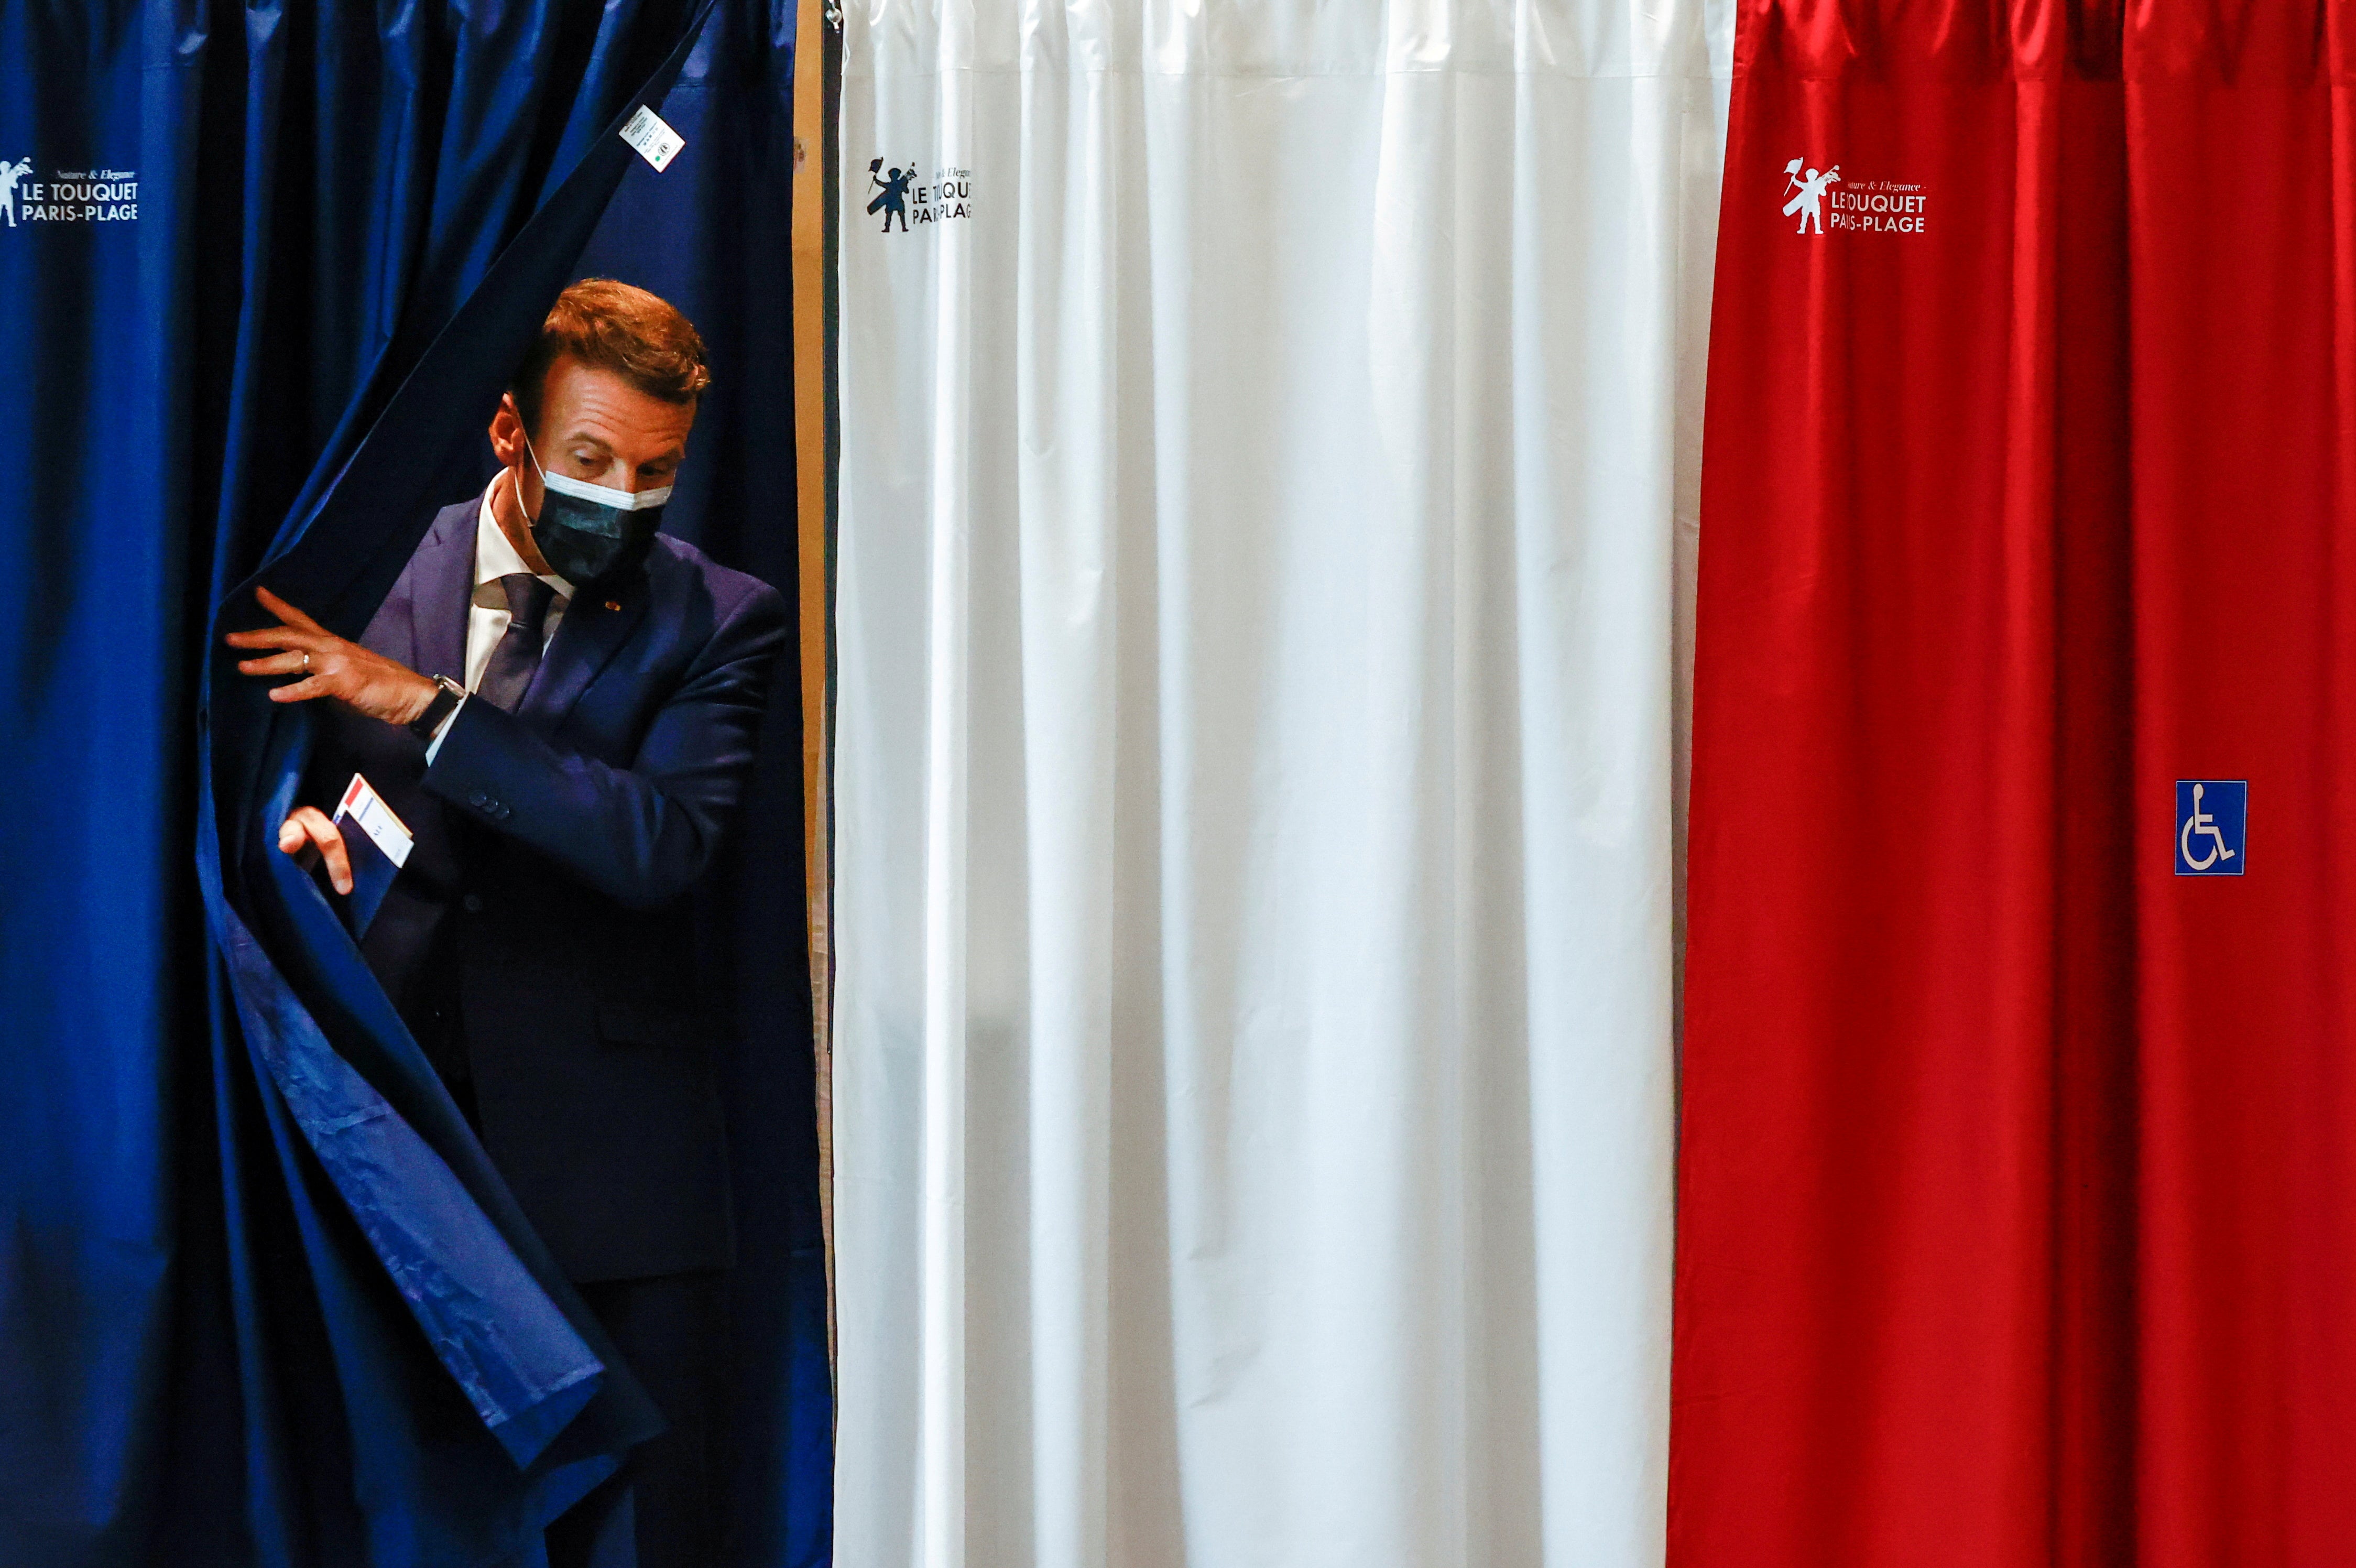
2174, 779, 2248, 876
2179, 783, 2235, 870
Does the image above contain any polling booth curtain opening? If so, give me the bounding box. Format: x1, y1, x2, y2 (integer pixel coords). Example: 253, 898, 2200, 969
832, 4, 1730, 1563
1676, 3, 2356, 1564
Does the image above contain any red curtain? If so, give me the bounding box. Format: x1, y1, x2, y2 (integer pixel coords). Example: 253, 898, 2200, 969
1675, 3, 2356, 1563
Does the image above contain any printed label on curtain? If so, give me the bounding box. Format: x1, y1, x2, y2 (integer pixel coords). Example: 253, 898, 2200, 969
861, 157, 972, 233
1779, 157, 1928, 237
618, 107, 685, 172
0, 159, 137, 226
2175, 780, 2248, 875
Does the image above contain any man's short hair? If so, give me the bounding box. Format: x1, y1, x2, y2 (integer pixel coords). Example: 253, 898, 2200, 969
510, 278, 710, 438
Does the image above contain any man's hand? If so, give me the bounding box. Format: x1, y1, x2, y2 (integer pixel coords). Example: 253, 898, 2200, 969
225, 585, 439, 726
279, 805, 353, 895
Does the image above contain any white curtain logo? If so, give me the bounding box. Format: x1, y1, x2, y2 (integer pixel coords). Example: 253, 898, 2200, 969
864, 157, 973, 233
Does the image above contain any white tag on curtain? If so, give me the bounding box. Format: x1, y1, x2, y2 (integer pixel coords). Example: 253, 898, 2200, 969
618, 106, 684, 172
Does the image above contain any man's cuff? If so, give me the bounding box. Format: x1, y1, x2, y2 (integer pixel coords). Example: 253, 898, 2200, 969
423, 693, 467, 765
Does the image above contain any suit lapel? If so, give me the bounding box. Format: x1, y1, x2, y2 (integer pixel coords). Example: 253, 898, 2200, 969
518, 567, 649, 731
409, 498, 478, 684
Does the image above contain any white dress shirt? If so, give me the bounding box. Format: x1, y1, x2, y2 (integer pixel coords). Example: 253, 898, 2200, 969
424, 483, 573, 761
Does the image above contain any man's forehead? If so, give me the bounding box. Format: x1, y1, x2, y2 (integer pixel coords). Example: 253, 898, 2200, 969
550, 417, 690, 456
541, 367, 695, 452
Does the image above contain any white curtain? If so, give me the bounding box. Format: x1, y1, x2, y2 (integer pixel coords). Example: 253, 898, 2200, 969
832, 5, 1730, 1563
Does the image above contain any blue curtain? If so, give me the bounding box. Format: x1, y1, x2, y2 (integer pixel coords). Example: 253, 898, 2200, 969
0, 3, 830, 1564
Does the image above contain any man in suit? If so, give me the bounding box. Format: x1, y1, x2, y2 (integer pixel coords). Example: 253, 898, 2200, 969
225, 279, 789, 1567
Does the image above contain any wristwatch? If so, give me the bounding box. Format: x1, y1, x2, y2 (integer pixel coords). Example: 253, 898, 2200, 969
407, 673, 467, 739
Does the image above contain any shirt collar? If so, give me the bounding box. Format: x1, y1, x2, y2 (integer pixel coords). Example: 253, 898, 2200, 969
476, 481, 575, 598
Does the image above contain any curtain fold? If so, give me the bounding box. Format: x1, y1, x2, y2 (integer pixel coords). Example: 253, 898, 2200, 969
201, 12, 721, 1556
833, 2, 1730, 1562
1676, 3, 2356, 1563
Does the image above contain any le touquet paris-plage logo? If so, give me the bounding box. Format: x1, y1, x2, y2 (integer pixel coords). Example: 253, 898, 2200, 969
867, 157, 973, 234
1781, 156, 1927, 237
1, 156, 138, 228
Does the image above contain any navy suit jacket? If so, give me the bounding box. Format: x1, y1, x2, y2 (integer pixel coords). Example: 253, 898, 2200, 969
305, 495, 789, 1283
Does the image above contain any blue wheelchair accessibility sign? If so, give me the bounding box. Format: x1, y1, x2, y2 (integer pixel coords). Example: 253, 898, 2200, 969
2175, 780, 2247, 876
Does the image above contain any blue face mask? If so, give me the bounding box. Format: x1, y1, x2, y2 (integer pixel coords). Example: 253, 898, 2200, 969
519, 430, 672, 584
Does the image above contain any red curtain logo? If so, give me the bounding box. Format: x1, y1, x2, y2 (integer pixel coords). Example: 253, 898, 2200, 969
1780, 158, 1841, 233
1782, 157, 1929, 236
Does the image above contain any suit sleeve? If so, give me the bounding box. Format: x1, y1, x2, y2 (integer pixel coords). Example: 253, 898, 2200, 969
420, 581, 790, 910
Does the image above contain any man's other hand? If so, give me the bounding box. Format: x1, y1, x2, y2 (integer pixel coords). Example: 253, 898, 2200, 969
278, 805, 353, 894
226, 586, 438, 726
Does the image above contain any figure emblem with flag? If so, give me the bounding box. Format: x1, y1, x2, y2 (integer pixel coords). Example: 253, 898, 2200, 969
1782, 157, 1840, 235
868, 157, 914, 233
0, 157, 30, 228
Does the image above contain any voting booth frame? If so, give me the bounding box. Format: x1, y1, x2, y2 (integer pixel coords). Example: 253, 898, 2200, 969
791, 0, 843, 1369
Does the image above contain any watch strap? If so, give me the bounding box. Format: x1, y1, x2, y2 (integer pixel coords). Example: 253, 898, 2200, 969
407, 674, 466, 739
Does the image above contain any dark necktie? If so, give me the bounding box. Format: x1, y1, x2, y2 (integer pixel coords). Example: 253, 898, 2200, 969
475, 573, 558, 713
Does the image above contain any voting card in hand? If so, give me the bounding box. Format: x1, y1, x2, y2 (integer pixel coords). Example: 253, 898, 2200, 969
328, 772, 413, 938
